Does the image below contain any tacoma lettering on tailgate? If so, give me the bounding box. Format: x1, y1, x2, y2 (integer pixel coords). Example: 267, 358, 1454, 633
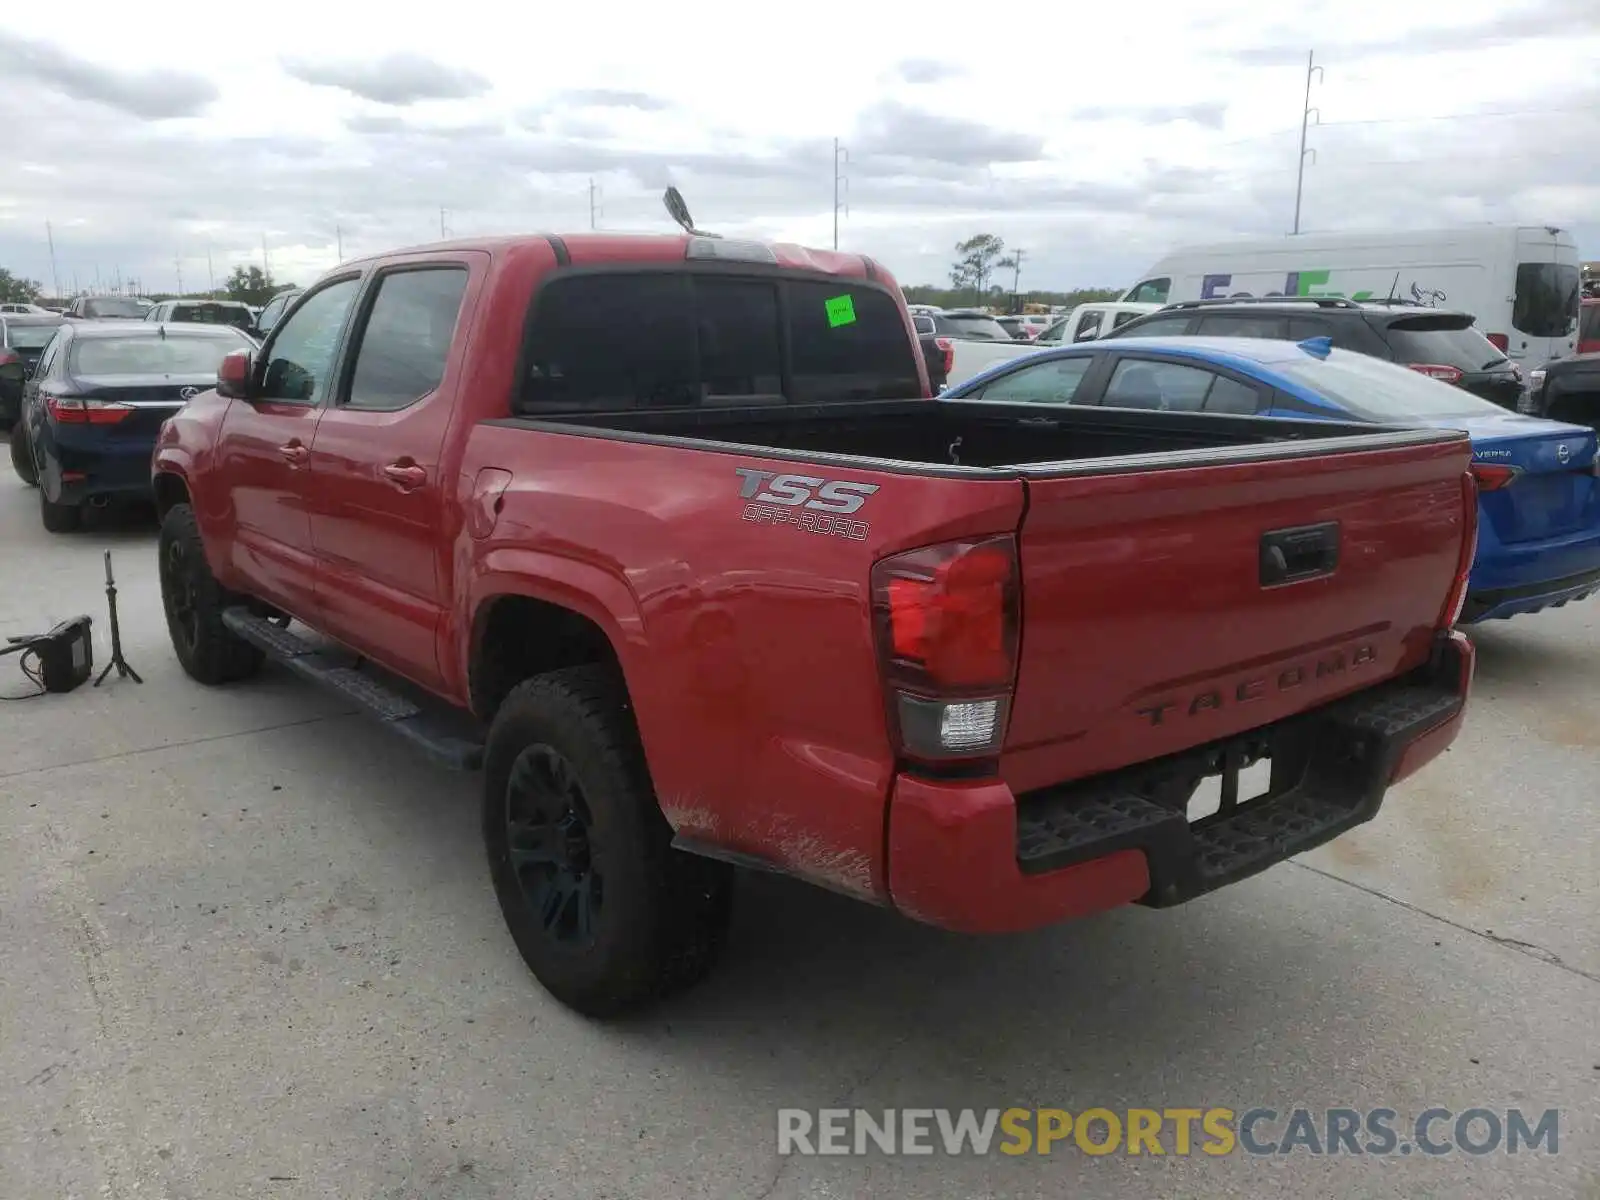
735, 467, 878, 542
1136, 642, 1378, 727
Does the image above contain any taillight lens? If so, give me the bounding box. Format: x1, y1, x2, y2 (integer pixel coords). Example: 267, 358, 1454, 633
1440, 471, 1480, 629
934, 336, 955, 378
1485, 333, 1509, 352
45, 395, 133, 425
1407, 363, 1464, 384
1469, 462, 1519, 491
871, 536, 1020, 761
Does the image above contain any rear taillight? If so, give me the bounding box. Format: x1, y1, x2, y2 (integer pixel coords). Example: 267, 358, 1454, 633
45, 395, 133, 425
1469, 462, 1519, 491
1485, 333, 1509, 352
1407, 363, 1464, 384
0, 350, 19, 367
871, 536, 1020, 762
1440, 471, 1480, 629
934, 336, 955, 378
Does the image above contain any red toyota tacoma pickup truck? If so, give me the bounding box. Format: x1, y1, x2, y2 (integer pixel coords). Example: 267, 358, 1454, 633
152, 232, 1478, 1016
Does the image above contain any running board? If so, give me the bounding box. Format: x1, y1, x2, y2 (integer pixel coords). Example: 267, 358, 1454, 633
222, 607, 484, 771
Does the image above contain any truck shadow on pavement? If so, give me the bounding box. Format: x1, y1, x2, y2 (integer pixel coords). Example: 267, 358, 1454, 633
273, 702, 1423, 1105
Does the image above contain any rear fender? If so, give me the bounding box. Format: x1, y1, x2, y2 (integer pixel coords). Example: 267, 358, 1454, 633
455, 547, 647, 710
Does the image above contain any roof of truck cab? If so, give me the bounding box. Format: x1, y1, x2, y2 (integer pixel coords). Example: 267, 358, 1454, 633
339, 232, 890, 281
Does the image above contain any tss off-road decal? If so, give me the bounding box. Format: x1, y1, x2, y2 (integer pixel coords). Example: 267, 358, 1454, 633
734, 467, 879, 542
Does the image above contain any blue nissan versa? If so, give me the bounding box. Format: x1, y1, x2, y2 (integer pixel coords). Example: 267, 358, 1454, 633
943, 336, 1600, 624
12, 320, 255, 533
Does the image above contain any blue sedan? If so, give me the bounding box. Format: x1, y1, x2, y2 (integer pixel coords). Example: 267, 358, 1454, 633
944, 336, 1600, 624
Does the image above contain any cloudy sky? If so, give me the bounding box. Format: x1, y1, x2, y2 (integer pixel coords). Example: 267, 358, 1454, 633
1, 0, 1596, 298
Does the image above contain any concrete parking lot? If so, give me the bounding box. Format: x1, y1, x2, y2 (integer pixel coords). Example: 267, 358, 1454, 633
1, 454, 1595, 1200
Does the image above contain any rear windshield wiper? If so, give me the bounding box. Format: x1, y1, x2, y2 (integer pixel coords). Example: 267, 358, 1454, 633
1480, 356, 1510, 370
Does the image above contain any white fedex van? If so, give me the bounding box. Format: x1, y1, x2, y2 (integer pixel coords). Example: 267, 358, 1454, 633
1122, 225, 1583, 365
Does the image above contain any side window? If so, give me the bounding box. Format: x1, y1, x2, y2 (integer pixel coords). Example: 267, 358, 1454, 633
1287, 317, 1337, 342
1102, 358, 1218, 412
344, 268, 469, 411
913, 315, 934, 334
1195, 314, 1286, 339
1127, 277, 1171, 304
1111, 310, 1142, 330
693, 277, 782, 401
522, 274, 696, 412
34, 334, 62, 379
972, 356, 1094, 404
1036, 320, 1067, 344
1114, 315, 1194, 339
1073, 311, 1103, 341
1204, 376, 1261, 414
258, 277, 360, 404
787, 281, 921, 403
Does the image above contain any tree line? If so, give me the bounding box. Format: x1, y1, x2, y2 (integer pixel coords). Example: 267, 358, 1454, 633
902, 233, 1121, 312
0, 264, 296, 308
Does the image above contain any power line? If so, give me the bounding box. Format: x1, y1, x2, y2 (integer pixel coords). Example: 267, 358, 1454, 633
1292, 49, 1323, 234
44, 221, 60, 300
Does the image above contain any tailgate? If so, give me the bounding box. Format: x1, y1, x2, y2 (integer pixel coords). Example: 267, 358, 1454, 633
1003, 430, 1473, 794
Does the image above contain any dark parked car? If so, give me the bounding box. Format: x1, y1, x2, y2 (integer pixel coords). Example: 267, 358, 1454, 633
63, 295, 147, 320
1107, 296, 1525, 410
143, 298, 259, 335
1521, 352, 1600, 431
0, 314, 63, 428
911, 308, 1017, 392
11, 321, 255, 531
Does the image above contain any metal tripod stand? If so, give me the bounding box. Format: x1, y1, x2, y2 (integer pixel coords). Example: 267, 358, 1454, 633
95, 550, 142, 686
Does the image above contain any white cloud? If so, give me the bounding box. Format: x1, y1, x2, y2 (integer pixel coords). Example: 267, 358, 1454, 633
0, 0, 1596, 298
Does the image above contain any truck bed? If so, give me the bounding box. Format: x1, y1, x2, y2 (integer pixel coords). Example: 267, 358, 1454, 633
495, 398, 1443, 473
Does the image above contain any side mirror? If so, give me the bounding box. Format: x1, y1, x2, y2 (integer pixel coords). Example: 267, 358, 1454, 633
217, 348, 254, 399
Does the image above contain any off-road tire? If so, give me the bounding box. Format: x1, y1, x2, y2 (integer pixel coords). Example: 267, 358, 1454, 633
39, 489, 81, 533
9, 428, 37, 486
158, 503, 264, 685
484, 665, 733, 1017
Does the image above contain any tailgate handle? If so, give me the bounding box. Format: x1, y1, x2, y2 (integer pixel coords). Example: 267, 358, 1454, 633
1260, 521, 1340, 586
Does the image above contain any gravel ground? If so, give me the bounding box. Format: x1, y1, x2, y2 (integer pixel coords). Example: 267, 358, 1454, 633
1, 461, 1595, 1200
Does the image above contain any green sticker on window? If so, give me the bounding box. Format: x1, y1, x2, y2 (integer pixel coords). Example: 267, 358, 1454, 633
825, 294, 857, 328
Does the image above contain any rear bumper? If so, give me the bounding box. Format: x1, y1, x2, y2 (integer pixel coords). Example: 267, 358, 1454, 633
885, 632, 1474, 934
40, 431, 160, 503
1464, 522, 1600, 623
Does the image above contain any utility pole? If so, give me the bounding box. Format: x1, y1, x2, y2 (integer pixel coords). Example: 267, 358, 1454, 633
833, 138, 849, 250
175, 254, 184, 296
1292, 49, 1323, 235
336, 225, 344, 262
588, 178, 600, 230
207, 246, 215, 294
261, 234, 270, 278
1009, 248, 1025, 304
440, 207, 449, 239
45, 221, 61, 301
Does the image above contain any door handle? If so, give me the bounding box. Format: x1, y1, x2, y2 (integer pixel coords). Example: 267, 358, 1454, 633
383, 462, 427, 490
278, 442, 309, 466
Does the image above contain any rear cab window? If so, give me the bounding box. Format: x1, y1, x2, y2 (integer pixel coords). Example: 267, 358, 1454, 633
518, 273, 920, 413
